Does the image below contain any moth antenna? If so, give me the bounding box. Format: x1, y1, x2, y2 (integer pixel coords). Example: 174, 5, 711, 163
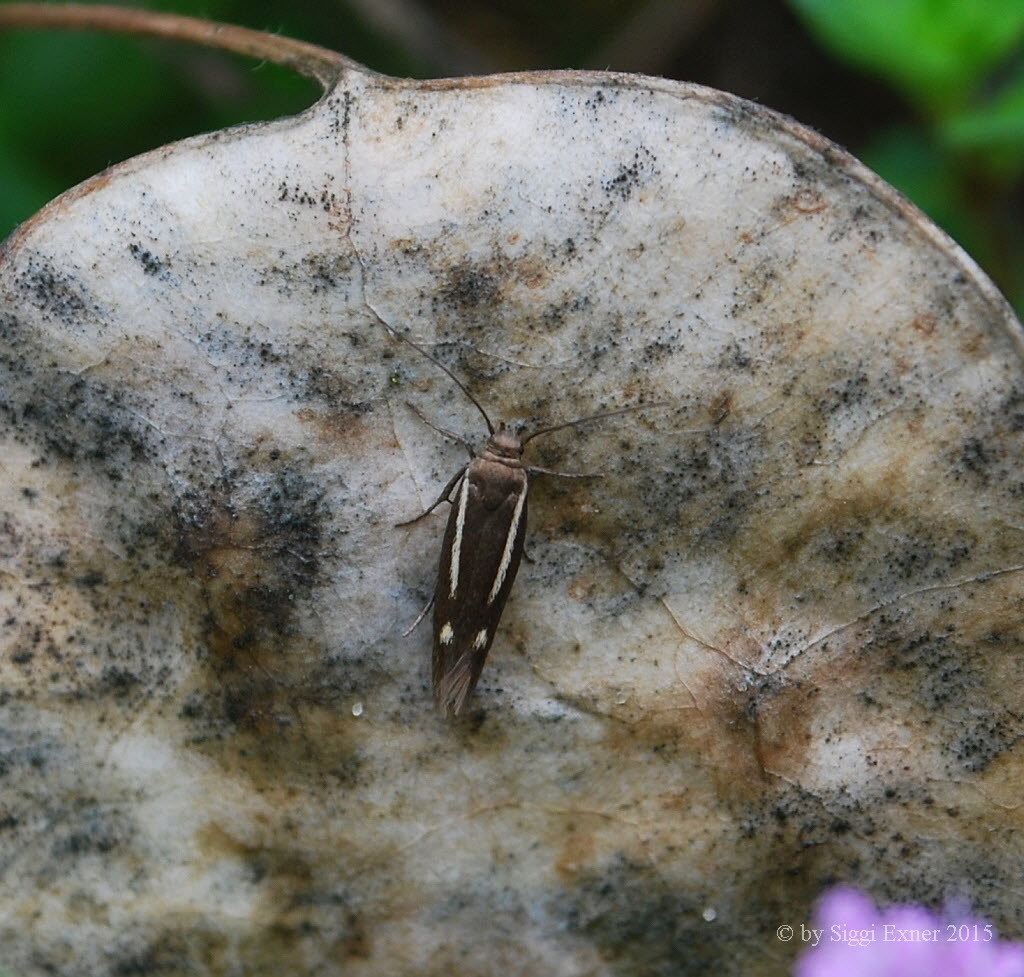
522, 402, 668, 445
384, 324, 494, 434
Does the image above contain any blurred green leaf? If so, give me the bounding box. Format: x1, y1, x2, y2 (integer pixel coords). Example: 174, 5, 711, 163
862, 127, 971, 239
941, 65, 1024, 168
787, 0, 1024, 114
0, 32, 167, 142
0, 142, 61, 238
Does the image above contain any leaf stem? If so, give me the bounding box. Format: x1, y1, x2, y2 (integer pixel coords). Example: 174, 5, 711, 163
0, 3, 364, 88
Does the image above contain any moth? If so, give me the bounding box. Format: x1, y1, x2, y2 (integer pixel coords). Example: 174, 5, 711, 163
393, 330, 659, 717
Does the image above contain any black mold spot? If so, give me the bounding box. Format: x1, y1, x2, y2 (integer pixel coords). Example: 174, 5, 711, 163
275, 182, 334, 210
50, 804, 133, 860
11, 370, 154, 476
954, 714, 1023, 772
439, 260, 500, 311
99, 665, 141, 699
627, 422, 767, 553
329, 752, 364, 789
641, 331, 682, 365
720, 340, 752, 371
946, 379, 1024, 494
301, 252, 351, 291
878, 629, 979, 711
871, 626, 1024, 772
1002, 386, 1024, 432
300, 360, 372, 414
554, 855, 718, 976
171, 465, 327, 733
818, 370, 870, 414
14, 257, 92, 322
877, 529, 974, 590
111, 944, 185, 977
959, 436, 994, 485
325, 91, 349, 138
601, 146, 656, 203
127, 243, 169, 277
258, 251, 354, 295
816, 527, 866, 564
76, 569, 105, 589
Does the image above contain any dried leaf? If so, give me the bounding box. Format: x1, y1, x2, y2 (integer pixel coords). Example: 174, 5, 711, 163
1, 10, 1022, 976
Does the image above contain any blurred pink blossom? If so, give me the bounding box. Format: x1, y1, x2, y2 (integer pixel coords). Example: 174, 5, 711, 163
796, 887, 1024, 977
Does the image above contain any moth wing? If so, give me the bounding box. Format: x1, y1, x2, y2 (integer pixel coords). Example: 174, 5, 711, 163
434, 651, 480, 718
432, 462, 528, 716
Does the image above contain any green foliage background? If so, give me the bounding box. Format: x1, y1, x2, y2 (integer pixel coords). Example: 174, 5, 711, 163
0, 0, 1021, 313
789, 0, 1024, 314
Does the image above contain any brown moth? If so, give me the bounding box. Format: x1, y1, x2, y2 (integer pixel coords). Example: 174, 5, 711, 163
392, 329, 658, 716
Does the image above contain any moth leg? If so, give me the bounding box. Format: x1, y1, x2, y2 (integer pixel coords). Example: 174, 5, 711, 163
405, 401, 475, 458
403, 593, 435, 637
395, 467, 467, 527
526, 466, 604, 479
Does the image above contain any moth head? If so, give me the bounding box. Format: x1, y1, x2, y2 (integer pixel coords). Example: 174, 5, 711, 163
487, 423, 525, 460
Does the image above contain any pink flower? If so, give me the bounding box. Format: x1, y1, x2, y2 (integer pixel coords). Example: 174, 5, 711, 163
795, 887, 1024, 977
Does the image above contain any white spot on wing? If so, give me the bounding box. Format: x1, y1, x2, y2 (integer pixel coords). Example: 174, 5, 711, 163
440, 622, 454, 645
473, 629, 488, 650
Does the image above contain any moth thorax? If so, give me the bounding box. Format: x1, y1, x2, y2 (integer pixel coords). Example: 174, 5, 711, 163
485, 424, 524, 461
